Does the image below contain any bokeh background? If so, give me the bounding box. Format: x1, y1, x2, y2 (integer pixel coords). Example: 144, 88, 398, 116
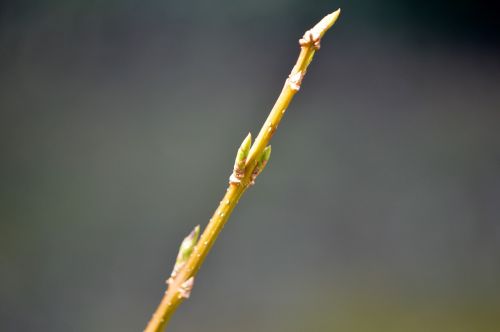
1, 1, 499, 331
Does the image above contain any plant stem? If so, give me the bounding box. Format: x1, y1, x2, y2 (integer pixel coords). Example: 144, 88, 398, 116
144, 9, 341, 332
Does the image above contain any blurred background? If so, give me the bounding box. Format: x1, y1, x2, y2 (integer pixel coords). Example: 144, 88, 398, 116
1, 1, 499, 331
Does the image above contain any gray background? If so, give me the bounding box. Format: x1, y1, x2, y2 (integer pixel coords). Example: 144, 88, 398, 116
1, 1, 499, 331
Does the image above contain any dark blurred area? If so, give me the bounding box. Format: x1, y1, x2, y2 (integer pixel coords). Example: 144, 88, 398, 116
1, 1, 499, 331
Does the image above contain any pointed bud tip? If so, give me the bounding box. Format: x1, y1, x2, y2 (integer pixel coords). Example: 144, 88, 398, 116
263, 145, 272, 161
182, 225, 200, 249
187, 225, 199, 239
329, 9, 341, 25
176, 226, 200, 265
241, 132, 252, 151
312, 9, 341, 38
235, 133, 252, 169
257, 145, 272, 170
191, 225, 200, 240
329, 9, 341, 21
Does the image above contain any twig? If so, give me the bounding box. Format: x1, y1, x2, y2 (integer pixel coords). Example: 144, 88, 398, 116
144, 9, 341, 332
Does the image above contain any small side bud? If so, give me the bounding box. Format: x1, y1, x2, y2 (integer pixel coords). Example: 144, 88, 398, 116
264, 146, 272, 159
242, 132, 252, 153
259, 145, 272, 170
177, 225, 200, 265
251, 146, 272, 186
234, 133, 252, 169
169, 225, 200, 281
231, 133, 252, 184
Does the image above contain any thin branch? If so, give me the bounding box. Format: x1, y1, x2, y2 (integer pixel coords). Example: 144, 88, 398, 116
144, 9, 341, 332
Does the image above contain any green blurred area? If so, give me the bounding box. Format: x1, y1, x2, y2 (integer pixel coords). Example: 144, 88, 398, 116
1, 1, 499, 331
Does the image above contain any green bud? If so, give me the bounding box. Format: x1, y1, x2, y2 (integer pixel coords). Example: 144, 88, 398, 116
241, 132, 252, 155
176, 225, 200, 266
258, 145, 272, 169
262, 145, 272, 162
234, 132, 252, 171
